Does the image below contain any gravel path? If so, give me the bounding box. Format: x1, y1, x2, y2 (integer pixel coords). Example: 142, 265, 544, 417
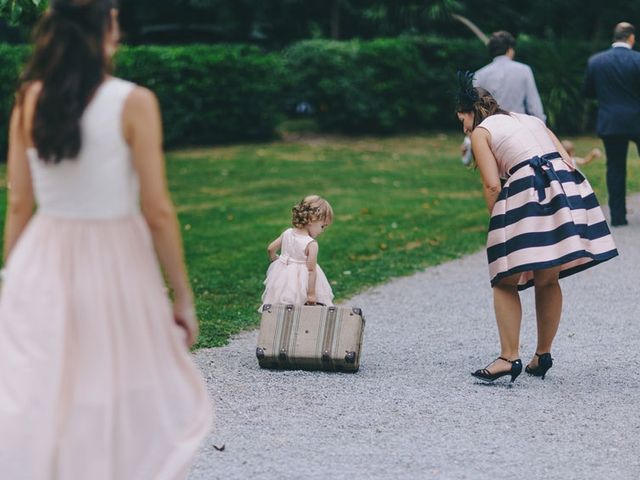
189, 196, 640, 480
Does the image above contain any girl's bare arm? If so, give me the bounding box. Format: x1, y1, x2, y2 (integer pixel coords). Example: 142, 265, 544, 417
267, 234, 283, 261
305, 240, 319, 304
123, 86, 197, 346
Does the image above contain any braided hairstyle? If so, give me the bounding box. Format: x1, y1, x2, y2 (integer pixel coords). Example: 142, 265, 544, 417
455, 71, 508, 131
292, 195, 334, 229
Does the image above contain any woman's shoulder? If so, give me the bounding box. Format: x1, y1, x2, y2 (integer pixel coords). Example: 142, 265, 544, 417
478, 113, 513, 129
510, 112, 547, 130
17, 80, 42, 123
121, 81, 162, 124
113, 78, 150, 104
22, 80, 43, 99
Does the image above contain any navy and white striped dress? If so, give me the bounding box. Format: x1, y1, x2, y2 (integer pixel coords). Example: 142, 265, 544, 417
477, 112, 618, 290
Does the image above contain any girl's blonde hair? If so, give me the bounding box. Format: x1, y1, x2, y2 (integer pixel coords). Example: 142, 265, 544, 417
292, 195, 334, 228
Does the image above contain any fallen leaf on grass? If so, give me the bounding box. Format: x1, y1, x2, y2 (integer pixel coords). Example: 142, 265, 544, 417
402, 241, 422, 251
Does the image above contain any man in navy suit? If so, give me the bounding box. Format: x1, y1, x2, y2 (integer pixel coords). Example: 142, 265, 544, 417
584, 22, 640, 226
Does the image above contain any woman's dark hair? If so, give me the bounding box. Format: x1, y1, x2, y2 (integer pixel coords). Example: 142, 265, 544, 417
18, 0, 116, 162
456, 71, 508, 130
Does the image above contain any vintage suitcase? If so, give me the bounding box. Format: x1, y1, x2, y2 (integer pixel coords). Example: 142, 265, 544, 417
256, 304, 365, 372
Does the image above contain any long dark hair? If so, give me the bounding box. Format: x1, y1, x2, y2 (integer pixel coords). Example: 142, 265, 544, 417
18, 0, 116, 162
455, 71, 508, 130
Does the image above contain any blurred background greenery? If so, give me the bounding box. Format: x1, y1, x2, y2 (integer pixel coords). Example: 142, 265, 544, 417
3, 0, 637, 46
1, 0, 640, 154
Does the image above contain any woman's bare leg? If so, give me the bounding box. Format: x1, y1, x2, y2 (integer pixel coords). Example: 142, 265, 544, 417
528, 266, 562, 368
484, 273, 522, 374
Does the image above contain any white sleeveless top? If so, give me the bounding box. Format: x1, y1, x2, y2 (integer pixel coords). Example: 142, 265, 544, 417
27, 77, 139, 219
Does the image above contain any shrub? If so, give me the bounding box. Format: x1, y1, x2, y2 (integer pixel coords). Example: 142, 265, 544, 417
115, 45, 285, 147
0, 36, 614, 162
284, 36, 607, 134
0, 44, 30, 158
0, 43, 285, 160
515, 36, 607, 133
283, 38, 439, 133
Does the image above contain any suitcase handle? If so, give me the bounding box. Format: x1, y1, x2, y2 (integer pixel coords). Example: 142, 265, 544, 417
304, 302, 326, 306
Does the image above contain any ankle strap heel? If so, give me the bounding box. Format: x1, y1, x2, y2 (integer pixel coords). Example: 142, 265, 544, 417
525, 352, 553, 379
472, 356, 522, 384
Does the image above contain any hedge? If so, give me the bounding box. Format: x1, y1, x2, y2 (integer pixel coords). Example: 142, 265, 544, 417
283, 36, 607, 134
0, 44, 285, 158
115, 45, 285, 146
0, 44, 29, 159
0, 36, 609, 160
282, 38, 439, 133
516, 37, 602, 133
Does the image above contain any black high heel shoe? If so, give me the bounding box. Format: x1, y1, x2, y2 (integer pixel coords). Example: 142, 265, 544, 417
471, 357, 522, 383
525, 352, 553, 379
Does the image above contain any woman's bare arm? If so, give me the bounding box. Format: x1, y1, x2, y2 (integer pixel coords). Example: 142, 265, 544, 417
123, 86, 197, 346
471, 127, 502, 213
3, 102, 35, 262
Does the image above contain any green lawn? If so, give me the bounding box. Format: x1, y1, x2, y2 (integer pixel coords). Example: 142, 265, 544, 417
1, 134, 638, 348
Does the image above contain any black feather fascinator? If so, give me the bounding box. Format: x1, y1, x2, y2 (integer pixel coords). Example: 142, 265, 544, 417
456, 70, 479, 111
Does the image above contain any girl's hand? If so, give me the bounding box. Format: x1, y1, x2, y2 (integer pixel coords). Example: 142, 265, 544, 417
306, 292, 317, 305
173, 295, 199, 348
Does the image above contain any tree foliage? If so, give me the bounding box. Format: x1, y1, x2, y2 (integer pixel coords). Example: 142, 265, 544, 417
3, 1, 640, 46
0, 0, 46, 28
118, 0, 640, 46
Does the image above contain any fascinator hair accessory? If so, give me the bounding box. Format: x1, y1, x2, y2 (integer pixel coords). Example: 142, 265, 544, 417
456, 70, 479, 111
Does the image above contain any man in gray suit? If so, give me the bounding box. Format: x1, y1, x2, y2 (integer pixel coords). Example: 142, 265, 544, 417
461, 31, 545, 165
584, 22, 640, 226
474, 31, 546, 121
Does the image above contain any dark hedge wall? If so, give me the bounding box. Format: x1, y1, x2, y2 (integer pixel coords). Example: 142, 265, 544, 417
0, 37, 606, 159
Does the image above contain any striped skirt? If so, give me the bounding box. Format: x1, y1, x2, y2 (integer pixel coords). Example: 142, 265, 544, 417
487, 152, 618, 290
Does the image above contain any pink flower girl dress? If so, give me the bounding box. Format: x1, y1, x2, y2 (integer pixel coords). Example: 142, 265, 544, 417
261, 227, 334, 308
0, 77, 211, 479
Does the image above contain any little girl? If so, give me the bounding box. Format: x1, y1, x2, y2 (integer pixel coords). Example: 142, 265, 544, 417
261, 195, 335, 308
561, 139, 602, 167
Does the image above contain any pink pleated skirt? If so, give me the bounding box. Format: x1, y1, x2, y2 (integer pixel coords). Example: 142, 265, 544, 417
0, 213, 212, 480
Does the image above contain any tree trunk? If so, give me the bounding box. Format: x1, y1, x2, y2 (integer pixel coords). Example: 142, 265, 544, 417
451, 14, 488, 45
330, 0, 340, 39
